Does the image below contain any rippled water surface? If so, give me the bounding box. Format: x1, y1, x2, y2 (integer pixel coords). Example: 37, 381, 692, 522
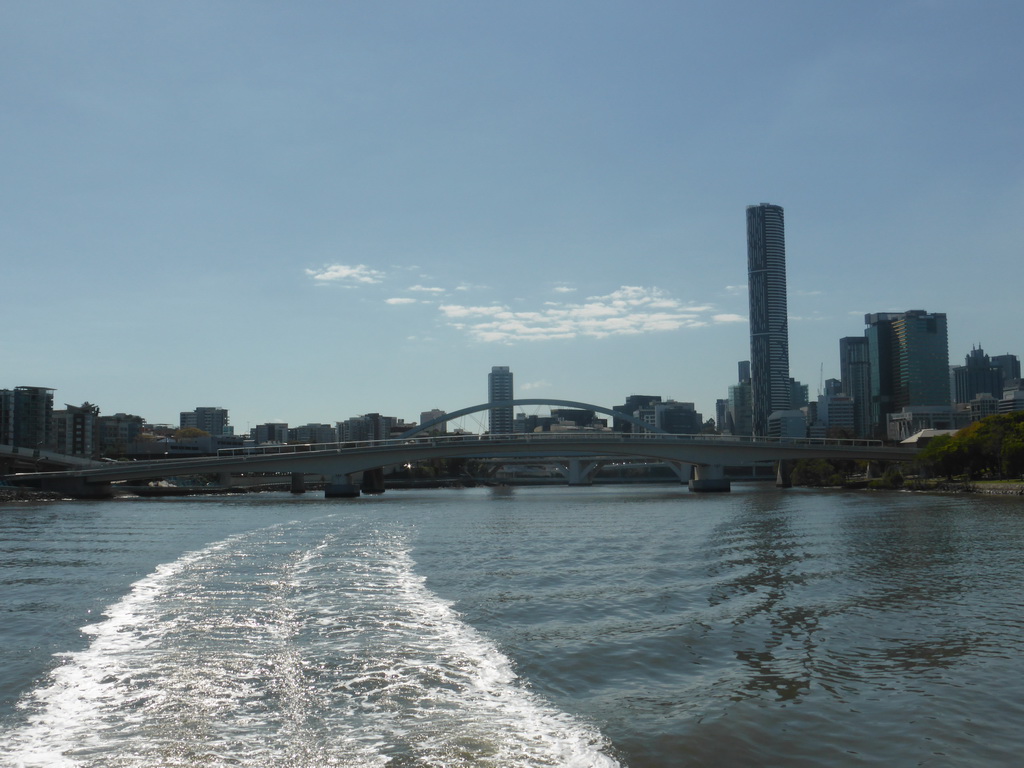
2, 485, 1024, 766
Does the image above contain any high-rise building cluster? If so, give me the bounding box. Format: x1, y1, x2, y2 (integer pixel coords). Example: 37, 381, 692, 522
721, 202, 1022, 441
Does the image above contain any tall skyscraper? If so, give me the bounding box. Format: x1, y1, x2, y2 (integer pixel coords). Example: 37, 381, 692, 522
865, 310, 949, 436
746, 203, 791, 436
839, 336, 871, 438
487, 366, 514, 434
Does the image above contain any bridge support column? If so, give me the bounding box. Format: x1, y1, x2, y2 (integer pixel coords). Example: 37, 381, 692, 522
325, 475, 360, 498
361, 467, 386, 495
776, 460, 793, 489
40, 477, 115, 500
665, 461, 690, 483
290, 472, 306, 494
689, 465, 730, 492
567, 459, 600, 486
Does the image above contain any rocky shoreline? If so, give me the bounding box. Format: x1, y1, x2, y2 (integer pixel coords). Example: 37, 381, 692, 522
0, 487, 65, 502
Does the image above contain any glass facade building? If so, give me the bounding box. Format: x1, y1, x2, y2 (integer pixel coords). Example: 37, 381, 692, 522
839, 336, 871, 438
746, 203, 791, 436
865, 310, 949, 437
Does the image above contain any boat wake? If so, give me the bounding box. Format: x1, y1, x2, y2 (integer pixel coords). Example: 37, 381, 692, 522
2, 518, 618, 767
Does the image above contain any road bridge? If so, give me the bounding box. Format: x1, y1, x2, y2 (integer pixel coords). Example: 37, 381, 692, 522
0, 443, 107, 474
5, 431, 918, 498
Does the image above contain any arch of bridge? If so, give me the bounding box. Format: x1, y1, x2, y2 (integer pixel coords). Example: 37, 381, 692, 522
400, 399, 666, 438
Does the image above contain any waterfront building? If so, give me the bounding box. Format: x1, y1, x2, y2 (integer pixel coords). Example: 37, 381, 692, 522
715, 399, 729, 433
254, 423, 289, 444
952, 346, 1003, 405
290, 423, 337, 444
727, 381, 753, 436
747, 203, 791, 436
0, 386, 55, 449
487, 366, 514, 434
52, 402, 99, 456
999, 383, 1024, 414
767, 409, 806, 439
338, 413, 394, 442
967, 393, 1001, 422
614, 395, 661, 433
633, 401, 701, 435
97, 413, 145, 457
419, 409, 447, 434
514, 413, 551, 433
652, 401, 702, 435
789, 378, 809, 409
839, 336, 871, 438
887, 406, 958, 442
180, 406, 231, 436
809, 394, 855, 438
865, 310, 949, 438
551, 408, 604, 429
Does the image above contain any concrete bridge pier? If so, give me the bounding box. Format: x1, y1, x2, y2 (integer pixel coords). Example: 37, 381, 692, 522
555, 458, 602, 486
776, 460, 794, 488
361, 467, 386, 495
290, 472, 306, 494
665, 461, 691, 483
217, 472, 233, 489
689, 464, 731, 492
325, 475, 360, 498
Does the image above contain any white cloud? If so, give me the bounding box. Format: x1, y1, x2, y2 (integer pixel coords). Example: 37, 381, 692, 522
438, 304, 508, 318
438, 286, 726, 343
385, 297, 418, 305
712, 313, 746, 323
520, 379, 552, 391
305, 264, 386, 284
408, 284, 445, 293
553, 285, 576, 294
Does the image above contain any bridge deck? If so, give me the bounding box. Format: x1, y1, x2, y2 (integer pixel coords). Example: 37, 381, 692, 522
5, 432, 918, 487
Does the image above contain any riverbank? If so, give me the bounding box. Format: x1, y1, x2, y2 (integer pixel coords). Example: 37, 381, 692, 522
5, 478, 1024, 503
0, 487, 63, 502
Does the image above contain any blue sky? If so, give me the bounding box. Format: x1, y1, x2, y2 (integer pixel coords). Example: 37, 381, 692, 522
3, 1, 1022, 432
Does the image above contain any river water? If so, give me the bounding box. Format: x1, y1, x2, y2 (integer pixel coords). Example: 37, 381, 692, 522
2, 484, 1023, 767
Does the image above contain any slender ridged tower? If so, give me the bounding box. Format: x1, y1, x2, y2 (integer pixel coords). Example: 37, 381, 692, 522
746, 203, 791, 436
487, 366, 514, 434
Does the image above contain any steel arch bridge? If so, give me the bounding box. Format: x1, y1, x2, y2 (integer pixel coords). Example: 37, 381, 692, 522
403, 399, 665, 437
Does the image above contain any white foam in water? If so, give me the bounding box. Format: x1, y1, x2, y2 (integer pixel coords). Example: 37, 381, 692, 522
1, 521, 619, 767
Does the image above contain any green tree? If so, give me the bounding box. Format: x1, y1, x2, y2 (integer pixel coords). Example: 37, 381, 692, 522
791, 458, 846, 487
916, 412, 1024, 480
918, 434, 963, 480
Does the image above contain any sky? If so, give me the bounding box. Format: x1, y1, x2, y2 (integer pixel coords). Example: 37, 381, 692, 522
2, 1, 1022, 432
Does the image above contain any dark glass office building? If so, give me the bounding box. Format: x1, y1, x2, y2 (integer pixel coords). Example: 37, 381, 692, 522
747, 203, 791, 436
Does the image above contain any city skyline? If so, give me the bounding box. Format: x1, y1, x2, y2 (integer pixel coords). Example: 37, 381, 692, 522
3, 3, 1022, 429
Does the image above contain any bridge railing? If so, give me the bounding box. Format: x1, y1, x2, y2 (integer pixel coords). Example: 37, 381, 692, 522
216, 431, 885, 459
